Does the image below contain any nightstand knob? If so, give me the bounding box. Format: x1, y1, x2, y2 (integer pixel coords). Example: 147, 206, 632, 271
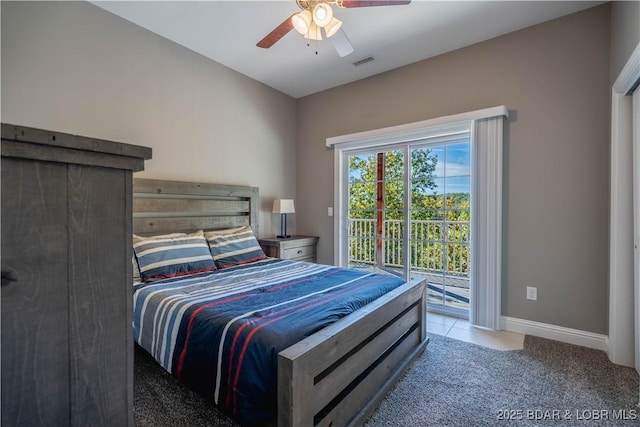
297, 250, 303, 254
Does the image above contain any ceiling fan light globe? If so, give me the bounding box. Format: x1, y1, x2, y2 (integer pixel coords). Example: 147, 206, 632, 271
324, 17, 342, 38
312, 3, 333, 27
292, 10, 312, 35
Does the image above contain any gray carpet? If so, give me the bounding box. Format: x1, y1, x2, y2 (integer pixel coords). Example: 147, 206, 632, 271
134, 334, 639, 426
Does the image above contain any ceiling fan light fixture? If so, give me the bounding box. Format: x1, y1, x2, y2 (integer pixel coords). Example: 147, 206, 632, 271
304, 22, 323, 40
292, 9, 312, 35
312, 3, 334, 27
324, 17, 342, 38
258, 0, 411, 51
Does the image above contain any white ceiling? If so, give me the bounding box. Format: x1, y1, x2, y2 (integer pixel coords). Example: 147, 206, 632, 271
90, 1, 602, 98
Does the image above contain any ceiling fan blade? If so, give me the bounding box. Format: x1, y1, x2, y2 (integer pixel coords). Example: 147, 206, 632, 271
331, 28, 354, 57
340, 0, 411, 7
257, 14, 295, 48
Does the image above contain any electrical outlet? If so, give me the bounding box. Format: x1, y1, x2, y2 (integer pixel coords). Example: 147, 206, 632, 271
526, 286, 537, 301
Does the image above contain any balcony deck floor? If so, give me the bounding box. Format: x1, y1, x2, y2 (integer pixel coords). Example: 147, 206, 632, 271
350, 264, 470, 311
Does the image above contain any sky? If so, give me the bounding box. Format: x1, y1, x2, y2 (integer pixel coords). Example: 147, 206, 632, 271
349, 141, 471, 195
429, 142, 470, 195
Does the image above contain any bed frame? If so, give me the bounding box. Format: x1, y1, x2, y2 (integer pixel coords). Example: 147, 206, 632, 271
133, 178, 429, 427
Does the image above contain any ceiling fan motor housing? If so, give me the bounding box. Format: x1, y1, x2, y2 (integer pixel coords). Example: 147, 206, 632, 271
296, 1, 340, 11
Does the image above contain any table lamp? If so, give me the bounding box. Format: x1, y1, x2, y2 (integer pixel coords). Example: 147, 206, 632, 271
273, 199, 295, 238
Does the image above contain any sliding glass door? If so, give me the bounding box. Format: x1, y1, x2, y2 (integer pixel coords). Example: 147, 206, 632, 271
344, 130, 471, 316
347, 149, 405, 275
409, 143, 470, 314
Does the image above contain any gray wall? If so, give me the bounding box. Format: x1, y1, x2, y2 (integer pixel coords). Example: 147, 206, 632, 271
610, 1, 640, 82
1, 1, 298, 238
297, 4, 611, 334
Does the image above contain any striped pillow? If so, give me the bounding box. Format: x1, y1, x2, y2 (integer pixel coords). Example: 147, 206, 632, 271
133, 230, 216, 282
205, 226, 267, 269
132, 232, 185, 284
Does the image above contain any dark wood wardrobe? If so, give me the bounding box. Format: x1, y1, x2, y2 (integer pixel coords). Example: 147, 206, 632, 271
1, 124, 151, 426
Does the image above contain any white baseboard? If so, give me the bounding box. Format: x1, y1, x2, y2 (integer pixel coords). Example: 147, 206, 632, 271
500, 316, 608, 353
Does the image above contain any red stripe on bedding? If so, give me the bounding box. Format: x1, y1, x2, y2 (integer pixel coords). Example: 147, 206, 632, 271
227, 274, 378, 415
176, 293, 249, 379
222, 271, 340, 408
143, 266, 217, 283
180, 267, 338, 382
223, 318, 256, 409
223, 269, 345, 408
216, 254, 267, 269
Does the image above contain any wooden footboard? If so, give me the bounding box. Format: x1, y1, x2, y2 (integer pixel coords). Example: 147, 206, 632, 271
278, 277, 428, 427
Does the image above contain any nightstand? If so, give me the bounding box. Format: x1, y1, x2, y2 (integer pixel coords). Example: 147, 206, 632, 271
259, 236, 319, 263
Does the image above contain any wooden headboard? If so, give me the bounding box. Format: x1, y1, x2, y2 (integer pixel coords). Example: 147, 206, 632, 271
132, 178, 259, 236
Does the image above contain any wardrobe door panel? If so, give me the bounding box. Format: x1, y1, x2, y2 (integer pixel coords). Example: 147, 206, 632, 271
68, 165, 130, 425
1, 158, 70, 426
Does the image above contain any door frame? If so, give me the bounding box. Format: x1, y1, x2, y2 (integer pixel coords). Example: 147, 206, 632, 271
327, 106, 508, 329
608, 42, 640, 370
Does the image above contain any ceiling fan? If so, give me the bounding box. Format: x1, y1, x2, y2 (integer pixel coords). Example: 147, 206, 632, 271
256, 0, 411, 57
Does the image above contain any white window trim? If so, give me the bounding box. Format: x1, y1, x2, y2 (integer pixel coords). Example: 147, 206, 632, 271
328, 106, 508, 329
326, 105, 508, 149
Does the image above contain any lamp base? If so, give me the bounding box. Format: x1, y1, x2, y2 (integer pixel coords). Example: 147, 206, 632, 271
278, 213, 291, 240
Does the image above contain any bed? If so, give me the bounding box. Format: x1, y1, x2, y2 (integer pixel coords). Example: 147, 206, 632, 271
132, 178, 429, 427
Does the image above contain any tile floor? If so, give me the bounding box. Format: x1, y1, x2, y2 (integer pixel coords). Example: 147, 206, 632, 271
427, 312, 525, 351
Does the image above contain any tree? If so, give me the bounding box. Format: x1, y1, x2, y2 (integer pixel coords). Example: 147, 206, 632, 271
348, 148, 439, 220
347, 147, 471, 275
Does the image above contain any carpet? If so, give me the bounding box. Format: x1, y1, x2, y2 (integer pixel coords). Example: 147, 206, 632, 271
135, 334, 639, 426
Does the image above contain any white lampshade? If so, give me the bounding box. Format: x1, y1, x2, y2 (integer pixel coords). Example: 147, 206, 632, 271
303, 22, 322, 40
292, 10, 312, 35
273, 199, 295, 214
312, 3, 333, 27
324, 17, 342, 38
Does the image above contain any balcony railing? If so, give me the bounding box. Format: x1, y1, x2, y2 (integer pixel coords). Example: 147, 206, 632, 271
348, 218, 471, 311
348, 218, 470, 274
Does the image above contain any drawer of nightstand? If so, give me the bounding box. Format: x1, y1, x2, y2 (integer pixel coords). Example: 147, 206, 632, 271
282, 245, 315, 259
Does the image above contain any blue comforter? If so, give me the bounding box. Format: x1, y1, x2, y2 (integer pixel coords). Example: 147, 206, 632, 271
133, 258, 405, 426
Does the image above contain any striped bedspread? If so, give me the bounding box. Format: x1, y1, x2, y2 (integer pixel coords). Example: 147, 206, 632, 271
133, 258, 405, 426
